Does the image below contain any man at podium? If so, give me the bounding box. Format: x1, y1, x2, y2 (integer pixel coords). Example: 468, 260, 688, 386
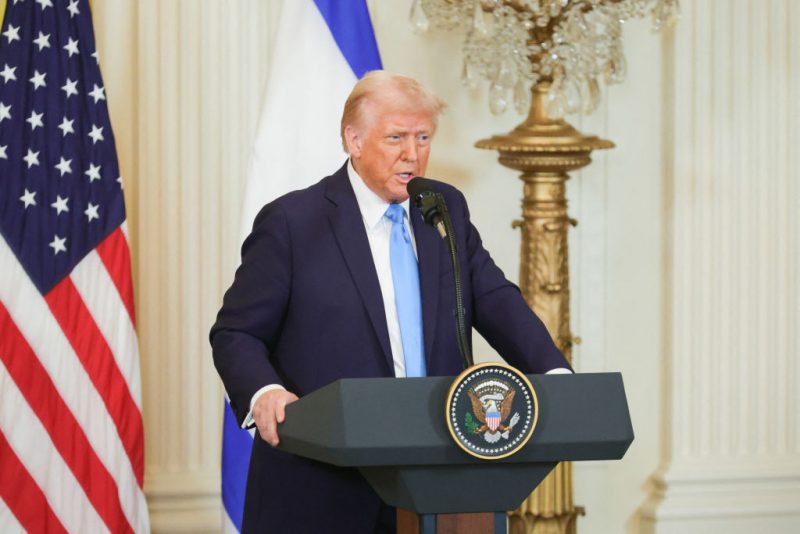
210, 71, 571, 533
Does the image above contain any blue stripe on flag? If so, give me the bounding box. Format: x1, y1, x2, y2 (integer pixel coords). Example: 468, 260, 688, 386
313, 0, 383, 77
221, 401, 252, 531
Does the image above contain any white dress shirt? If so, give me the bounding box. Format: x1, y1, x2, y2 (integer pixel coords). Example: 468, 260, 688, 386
346, 160, 416, 378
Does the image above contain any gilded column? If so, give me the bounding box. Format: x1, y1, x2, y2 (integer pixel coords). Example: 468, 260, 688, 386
477, 83, 612, 534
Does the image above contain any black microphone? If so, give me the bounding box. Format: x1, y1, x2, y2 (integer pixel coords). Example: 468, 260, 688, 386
407, 177, 446, 238
406, 176, 474, 370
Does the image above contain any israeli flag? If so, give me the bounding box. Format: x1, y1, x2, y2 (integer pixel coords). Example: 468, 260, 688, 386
222, 1, 382, 531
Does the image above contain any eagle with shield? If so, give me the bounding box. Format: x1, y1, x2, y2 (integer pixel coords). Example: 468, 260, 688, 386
467, 379, 521, 443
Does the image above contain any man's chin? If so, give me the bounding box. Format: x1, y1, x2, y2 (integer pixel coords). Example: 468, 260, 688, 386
389, 182, 412, 202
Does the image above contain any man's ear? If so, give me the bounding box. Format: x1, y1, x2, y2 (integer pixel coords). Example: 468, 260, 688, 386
344, 125, 362, 158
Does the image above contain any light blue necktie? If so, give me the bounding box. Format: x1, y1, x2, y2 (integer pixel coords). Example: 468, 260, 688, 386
385, 203, 426, 377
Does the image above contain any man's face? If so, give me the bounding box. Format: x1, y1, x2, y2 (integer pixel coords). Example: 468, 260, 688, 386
346, 99, 435, 203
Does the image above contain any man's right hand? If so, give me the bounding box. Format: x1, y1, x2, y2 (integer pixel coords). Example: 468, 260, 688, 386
252, 389, 299, 447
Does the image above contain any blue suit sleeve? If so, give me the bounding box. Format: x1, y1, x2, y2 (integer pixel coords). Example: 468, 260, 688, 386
210, 201, 292, 424
456, 191, 573, 374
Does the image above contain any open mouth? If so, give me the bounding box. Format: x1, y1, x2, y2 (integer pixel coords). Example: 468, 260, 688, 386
396, 172, 414, 182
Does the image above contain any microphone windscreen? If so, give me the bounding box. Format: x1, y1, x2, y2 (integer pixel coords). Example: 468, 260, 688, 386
407, 176, 438, 199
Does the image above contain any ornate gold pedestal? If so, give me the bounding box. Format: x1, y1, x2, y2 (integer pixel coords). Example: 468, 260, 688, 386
476, 83, 613, 534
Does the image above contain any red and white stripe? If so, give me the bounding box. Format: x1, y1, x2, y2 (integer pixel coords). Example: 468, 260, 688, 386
487, 413, 501, 432
0, 226, 149, 533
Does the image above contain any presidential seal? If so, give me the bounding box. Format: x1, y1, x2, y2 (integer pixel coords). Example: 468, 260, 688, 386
445, 362, 538, 460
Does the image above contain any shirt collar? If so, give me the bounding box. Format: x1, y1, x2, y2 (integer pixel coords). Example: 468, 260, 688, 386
347, 159, 410, 230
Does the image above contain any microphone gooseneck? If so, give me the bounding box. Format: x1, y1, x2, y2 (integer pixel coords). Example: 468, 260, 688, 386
407, 177, 474, 370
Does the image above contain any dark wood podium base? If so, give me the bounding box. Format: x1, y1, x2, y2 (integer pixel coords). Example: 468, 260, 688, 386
397, 509, 507, 534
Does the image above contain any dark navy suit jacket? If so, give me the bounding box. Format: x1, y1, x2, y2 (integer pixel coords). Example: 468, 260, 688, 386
210, 163, 569, 533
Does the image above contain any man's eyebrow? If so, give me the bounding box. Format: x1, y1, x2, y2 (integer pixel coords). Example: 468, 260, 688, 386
383, 125, 432, 135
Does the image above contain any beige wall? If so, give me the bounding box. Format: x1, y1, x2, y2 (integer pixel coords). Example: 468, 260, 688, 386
90, 1, 799, 532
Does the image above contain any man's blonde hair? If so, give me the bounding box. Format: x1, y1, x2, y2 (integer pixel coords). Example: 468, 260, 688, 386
340, 71, 447, 151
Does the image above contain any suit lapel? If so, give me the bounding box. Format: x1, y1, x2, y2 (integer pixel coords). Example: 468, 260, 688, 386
325, 166, 394, 373
410, 203, 441, 366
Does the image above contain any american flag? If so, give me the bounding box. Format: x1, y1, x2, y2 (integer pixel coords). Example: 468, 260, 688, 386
0, 1, 148, 532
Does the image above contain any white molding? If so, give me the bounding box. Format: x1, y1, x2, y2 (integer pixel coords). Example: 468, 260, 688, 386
148, 494, 221, 534
640, 0, 800, 531
639, 462, 800, 533
640, 466, 800, 520
145, 472, 222, 533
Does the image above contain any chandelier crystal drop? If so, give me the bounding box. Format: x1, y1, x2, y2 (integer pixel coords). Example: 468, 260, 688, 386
410, 0, 679, 117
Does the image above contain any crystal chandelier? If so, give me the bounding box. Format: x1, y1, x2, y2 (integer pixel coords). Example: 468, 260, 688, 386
410, 0, 679, 117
